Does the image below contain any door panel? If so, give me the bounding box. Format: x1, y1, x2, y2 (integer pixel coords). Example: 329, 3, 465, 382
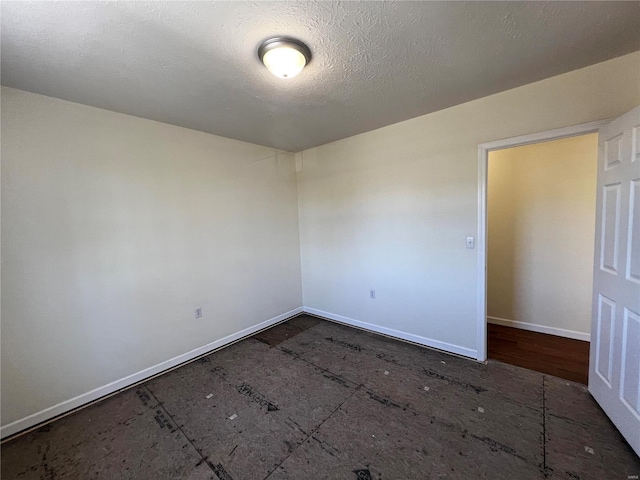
628, 179, 640, 283
595, 294, 615, 385
600, 183, 621, 274
620, 308, 640, 415
590, 105, 640, 456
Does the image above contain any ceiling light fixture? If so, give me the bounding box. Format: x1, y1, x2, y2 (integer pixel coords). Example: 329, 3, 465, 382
258, 37, 311, 79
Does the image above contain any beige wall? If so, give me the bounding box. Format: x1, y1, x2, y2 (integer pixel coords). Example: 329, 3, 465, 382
487, 135, 598, 339
297, 52, 640, 356
1, 87, 303, 428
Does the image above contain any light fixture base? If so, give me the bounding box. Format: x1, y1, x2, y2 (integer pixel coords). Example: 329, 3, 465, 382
258, 36, 312, 66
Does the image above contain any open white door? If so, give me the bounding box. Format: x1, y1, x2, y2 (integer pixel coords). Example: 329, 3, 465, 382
590, 105, 640, 456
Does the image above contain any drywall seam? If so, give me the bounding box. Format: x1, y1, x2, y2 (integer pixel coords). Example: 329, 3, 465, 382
0, 307, 303, 440
487, 316, 590, 342
303, 307, 478, 359
294, 151, 306, 307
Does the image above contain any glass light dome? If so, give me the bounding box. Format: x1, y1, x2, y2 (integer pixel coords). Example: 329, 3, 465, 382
258, 37, 311, 79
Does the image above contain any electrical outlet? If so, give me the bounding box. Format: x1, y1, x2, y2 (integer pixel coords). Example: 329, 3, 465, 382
466, 236, 475, 249
195, 308, 203, 319
370, 289, 376, 299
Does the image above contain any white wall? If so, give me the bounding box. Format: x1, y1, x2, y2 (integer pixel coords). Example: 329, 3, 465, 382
1, 87, 303, 431
297, 52, 640, 357
487, 135, 598, 340
3, 51, 640, 436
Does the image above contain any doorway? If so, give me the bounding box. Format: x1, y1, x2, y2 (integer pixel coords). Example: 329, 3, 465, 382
485, 134, 597, 383
475, 120, 610, 365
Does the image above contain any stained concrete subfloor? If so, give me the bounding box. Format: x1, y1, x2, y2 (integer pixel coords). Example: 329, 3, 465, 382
2, 315, 639, 480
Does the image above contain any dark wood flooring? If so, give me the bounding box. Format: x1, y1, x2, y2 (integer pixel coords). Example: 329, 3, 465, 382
488, 323, 590, 384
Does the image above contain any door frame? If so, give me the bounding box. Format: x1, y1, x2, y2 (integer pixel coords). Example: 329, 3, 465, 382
475, 119, 611, 362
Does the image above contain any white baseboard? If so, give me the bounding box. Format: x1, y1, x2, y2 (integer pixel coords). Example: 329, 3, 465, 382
487, 316, 590, 342
303, 307, 478, 359
0, 307, 303, 440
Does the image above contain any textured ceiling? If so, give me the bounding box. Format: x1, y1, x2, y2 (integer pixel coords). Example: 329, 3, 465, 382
2, 1, 639, 152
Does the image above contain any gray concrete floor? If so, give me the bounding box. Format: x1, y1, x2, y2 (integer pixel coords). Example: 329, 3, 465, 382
2, 315, 639, 479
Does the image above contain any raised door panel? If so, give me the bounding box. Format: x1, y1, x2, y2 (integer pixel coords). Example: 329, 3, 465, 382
595, 294, 616, 386
620, 308, 640, 420
627, 179, 640, 283
600, 184, 621, 275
